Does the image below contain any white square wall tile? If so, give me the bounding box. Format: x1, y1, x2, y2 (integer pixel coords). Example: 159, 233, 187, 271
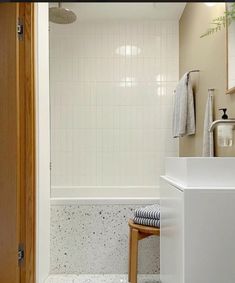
50, 19, 179, 187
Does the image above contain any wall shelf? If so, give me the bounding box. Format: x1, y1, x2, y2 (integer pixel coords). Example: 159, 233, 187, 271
226, 86, 235, 94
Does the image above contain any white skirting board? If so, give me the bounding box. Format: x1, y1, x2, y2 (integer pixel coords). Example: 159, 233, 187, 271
45, 274, 160, 283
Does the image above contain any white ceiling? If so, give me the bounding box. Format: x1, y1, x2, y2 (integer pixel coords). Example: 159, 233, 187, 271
50, 3, 186, 21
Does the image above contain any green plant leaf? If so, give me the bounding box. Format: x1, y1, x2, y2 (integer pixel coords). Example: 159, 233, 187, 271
201, 3, 235, 38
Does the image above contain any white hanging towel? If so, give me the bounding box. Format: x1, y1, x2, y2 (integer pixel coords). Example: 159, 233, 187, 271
202, 90, 214, 157
173, 73, 195, 138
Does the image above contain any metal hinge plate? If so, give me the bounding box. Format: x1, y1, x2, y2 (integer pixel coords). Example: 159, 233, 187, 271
17, 18, 24, 40
18, 245, 24, 263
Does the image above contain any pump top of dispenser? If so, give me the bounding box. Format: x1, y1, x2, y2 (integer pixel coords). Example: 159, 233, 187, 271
219, 108, 228, 119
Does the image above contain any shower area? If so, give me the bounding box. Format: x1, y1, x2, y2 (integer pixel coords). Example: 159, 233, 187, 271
48, 2, 180, 282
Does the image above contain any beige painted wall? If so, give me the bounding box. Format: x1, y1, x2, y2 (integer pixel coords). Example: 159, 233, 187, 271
179, 3, 235, 157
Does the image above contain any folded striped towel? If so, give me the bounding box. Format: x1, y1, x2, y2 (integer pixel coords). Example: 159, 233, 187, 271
134, 204, 160, 220
133, 216, 160, 228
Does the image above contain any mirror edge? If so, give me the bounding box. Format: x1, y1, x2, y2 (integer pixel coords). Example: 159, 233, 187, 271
226, 3, 235, 95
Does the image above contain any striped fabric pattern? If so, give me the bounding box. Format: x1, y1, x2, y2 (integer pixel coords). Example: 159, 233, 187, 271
134, 204, 160, 220
133, 216, 160, 228
133, 204, 160, 228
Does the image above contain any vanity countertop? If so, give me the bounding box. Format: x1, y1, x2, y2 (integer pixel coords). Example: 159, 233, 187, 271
163, 157, 235, 188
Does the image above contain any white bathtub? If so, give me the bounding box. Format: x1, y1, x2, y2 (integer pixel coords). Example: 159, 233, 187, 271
51, 197, 159, 205
51, 185, 160, 203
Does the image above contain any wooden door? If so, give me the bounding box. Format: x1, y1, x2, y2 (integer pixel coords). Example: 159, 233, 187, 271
0, 3, 21, 283
0, 3, 35, 283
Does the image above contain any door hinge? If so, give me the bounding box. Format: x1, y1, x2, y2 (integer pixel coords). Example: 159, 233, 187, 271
18, 245, 24, 263
50, 162, 52, 171
17, 18, 24, 41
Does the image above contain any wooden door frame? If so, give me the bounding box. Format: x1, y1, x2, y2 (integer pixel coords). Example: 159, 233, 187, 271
19, 3, 35, 283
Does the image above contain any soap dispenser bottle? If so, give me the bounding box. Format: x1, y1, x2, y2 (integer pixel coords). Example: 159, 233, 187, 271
217, 108, 233, 147
219, 108, 228, 120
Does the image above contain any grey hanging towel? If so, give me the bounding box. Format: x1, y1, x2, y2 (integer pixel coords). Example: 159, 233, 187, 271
173, 73, 195, 138
202, 90, 214, 157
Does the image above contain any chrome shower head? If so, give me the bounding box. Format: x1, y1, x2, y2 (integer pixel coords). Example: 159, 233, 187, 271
49, 3, 77, 24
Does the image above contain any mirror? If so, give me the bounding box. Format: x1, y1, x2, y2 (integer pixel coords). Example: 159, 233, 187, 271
226, 3, 235, 94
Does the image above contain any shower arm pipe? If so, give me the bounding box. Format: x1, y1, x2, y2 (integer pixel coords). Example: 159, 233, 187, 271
209, 119, 235, 132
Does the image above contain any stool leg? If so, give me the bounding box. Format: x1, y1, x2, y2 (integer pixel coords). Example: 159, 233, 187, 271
128, 226, 132, 282
130, 228, 139, 283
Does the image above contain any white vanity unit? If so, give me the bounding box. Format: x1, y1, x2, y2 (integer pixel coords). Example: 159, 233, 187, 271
160, 157, 235, 283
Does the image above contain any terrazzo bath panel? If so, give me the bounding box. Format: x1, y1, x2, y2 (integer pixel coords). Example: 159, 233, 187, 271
50, 202, 160, 275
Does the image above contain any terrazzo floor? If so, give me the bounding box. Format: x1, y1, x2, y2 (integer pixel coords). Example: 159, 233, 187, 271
46, 274, 160, 283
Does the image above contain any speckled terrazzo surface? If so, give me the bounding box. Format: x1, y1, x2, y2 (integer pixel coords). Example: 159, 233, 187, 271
50, 204, 160, 274
46, 274, 160, 283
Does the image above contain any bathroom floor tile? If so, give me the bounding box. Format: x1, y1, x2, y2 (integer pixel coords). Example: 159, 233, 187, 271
45, 274, 79, 283
46, 274, 160, 283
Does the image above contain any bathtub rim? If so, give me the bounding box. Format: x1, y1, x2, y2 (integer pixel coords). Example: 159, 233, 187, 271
51, 185, 160, 200
51, 197, 160, 205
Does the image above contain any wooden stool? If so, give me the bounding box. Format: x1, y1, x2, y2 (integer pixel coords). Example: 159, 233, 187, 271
128, 219, 160, 283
